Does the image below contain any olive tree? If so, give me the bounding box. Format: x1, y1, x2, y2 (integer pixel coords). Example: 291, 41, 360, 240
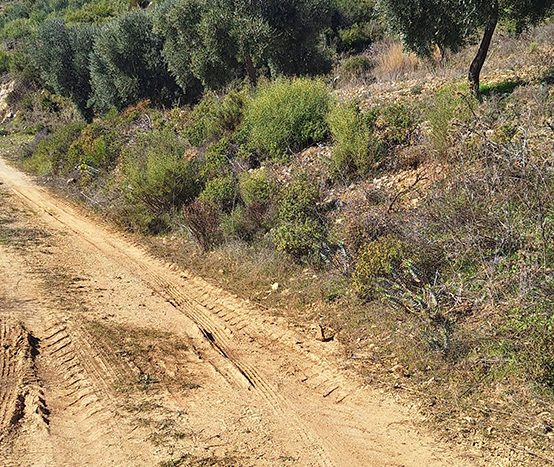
153, 0, 333, 92
89, 10, 183, 113
31, 19, 96, 120
380, 0, 554, 97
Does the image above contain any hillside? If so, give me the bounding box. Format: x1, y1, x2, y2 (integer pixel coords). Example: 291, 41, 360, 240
1, 1, 554, 465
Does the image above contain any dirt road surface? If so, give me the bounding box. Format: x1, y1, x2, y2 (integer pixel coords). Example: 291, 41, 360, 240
0, 155, 475, 466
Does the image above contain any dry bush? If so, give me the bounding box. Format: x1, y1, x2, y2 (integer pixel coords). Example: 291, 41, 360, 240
372, 41, 422, 81
182, 200, 223, 251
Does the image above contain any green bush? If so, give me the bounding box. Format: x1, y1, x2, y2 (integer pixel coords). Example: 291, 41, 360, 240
328, 103, 374, 178
67, 123, 119, 172
25, 122, 85, 175
339, 55, 373, 79
184, 88, 249, 146
425, 86, 468, 153
273, 176, 329, 263
0, 50, 10, 75
242, 78, 331, 161
273, 218, 329, 263
199, 174, 237, 211
221, 206, 258, 241
121, 129, 202, 233
239, 168, 274, 207
352, 235, 409, 300
377, 102, 416, 148
200, 137, 234, 179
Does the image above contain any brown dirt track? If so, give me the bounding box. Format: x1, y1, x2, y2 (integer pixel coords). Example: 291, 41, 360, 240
0, 155, 475, 466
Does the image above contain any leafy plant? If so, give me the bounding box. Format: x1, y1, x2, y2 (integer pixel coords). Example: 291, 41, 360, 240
242, 78, 331, 161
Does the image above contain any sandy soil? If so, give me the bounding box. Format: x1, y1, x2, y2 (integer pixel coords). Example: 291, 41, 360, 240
0, 155, 477, 466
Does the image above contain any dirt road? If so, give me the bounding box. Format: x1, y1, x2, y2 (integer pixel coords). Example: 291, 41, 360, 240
0, 156, 474, 466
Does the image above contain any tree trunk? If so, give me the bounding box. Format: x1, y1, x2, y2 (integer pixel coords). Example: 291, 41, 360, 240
468, 4, 499, 99
244, 54, 257, 86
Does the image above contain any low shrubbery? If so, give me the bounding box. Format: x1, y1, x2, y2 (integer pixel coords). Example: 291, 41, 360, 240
199, 174, 237, 211
23, 122, 85, 175
242, 78, 331, 161
327, 103, 373, 178
328, 101, 417, 180
272, 175, 329, 263
120, 129, 201, 233
184, 88, 249, 147
339, 55, 374, 80
238, 168, 274, 207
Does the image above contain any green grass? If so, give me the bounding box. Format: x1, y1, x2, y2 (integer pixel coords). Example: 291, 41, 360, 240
480, 78, 523, 96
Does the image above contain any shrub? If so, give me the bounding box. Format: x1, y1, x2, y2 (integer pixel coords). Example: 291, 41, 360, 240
200, 137, 234, 179
121, 129, 202, 232
24, 122, 85, 175
327, 103, 373, 178
273, 218, 329, 263
199, 175, 237, 211
0, 50, 10, 75
339, 55, 373, 80
352, 235, 409, 300
66, 123, 120, 172
377, 102, 416, 147
425, 86, 469, 153
273, 175, 329, 263
221, 206, 258, 241
184, 88, 248, 146
242, 78, 331, 161
239, 168, 274, 207
183, 199, 223, 251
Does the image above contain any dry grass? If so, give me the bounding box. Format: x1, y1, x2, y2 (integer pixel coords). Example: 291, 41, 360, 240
372, 41, 424, 81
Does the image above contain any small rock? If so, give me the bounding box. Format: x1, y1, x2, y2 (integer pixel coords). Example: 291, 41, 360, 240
271, 282, 279, 291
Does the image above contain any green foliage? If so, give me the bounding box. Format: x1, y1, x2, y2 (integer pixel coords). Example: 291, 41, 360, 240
25, 122, 85, 175
89, 10, 182, 114
339, 55, 373, 80
200, 137, 234, 179
242, 78, 331, 161
184, 88, 249, 146
273, 218, 329, 263
221, 206, 258, 241
0, 50, 10, 75
377, 102, 416, 147
66, 122, 118, 171
154, 0, 333, 92
121, 129, 202, 233
31, 19, 96, 120
425, 85, 469, 153
331, 0, 381, 53
480, 78, 523, 96
352, 235, 409, 300
199, 174, 237, 211
238, 168, 274, 207
328, 101, 416, 179
273, 175, 328, 263
328, 103, 373, 178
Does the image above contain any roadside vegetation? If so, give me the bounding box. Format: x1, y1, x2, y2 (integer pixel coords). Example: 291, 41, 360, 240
1, 0, 553, 463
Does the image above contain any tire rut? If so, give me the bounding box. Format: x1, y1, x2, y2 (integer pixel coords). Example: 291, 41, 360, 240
0, 320, 49, 442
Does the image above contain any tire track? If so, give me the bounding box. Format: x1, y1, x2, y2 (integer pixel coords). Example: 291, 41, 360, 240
0, 320, 49, 441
